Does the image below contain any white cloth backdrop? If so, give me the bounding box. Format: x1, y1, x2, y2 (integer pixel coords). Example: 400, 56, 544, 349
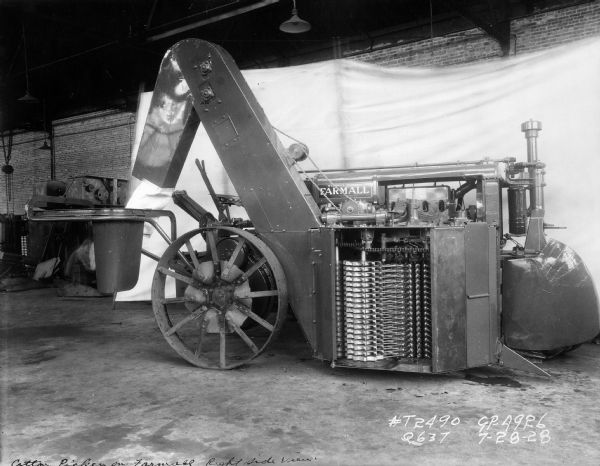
118, 37, 600, 301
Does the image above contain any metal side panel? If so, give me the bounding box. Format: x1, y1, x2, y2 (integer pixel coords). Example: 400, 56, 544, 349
171, 39, 322, 234
310, 228, 337, 361
260, 231, 318, 352
430, 227, 467, 372
479, 180, 502, 236
464, 222, 498, 368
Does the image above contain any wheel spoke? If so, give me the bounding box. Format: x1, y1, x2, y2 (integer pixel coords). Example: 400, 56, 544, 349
178, 254, 194, 271
236, 289, 279, 299
234, 302, 274, 332
222, 238, 246, 280
160, 297, 188, 304
226, 314, 259, 354
238, 257, 267, 283
170, 261, 193, 277
206, 229, 219, 263
175, 249, 194, 271
219, 313, 226, 368
158, 266, 194, 286
194, 313, 209, 357
185, 240, 201, 270
165, 306, 206, 336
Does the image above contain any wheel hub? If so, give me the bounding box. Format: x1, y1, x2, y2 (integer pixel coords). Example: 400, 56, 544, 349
211, 284, 234, 309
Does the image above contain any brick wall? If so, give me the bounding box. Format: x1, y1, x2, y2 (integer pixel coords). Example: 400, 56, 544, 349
0, 130, 52, 215
1, 1, 599, 215
0, 110, 134, 215
512, 1, 600, 54
53, 110, 134, 183
354, 1, 600, 66
354, 29, 503, 67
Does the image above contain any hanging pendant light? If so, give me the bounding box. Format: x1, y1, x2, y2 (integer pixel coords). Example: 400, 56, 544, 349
279, 0, 311, 34
18, 91, 39, 103
38, 100, 52, 151
18, 24, 39, 104
38, 139, 52, 151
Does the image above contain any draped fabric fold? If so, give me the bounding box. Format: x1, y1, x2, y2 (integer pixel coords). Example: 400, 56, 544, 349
118, 37, 600, 301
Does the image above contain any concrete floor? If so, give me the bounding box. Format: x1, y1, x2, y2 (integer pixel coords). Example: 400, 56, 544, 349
1, 288, 600, 466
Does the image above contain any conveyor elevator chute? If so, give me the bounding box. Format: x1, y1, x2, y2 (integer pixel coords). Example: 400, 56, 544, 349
336, 228, 432, 365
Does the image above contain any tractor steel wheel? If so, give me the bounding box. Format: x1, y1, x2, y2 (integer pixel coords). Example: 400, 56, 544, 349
151, 226, 287, 369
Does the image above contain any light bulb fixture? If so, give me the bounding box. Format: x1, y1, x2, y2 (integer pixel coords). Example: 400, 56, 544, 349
279, 0, 311, 34
38, 140, 52, 151
38, 100, 52, 151
18, 24, 39, 104
18, 91, 39, 104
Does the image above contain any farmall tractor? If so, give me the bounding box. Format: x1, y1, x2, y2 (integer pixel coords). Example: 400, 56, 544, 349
30, 39, 600, 375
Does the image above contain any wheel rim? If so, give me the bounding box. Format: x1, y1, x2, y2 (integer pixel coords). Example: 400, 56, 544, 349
151, 226, 287, 369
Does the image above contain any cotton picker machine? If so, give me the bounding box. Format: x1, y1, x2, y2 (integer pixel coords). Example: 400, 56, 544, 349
32, 39, 600, 375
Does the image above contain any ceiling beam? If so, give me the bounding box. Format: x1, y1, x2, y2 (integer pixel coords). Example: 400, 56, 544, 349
146, 0, 280, 42
145, 0, 160, 30
447, 0, 512, 55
